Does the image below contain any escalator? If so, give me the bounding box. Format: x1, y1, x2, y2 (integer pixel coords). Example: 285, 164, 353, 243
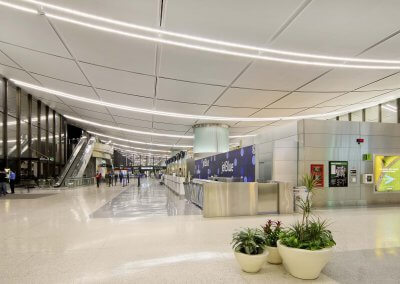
54, 136, 95, 187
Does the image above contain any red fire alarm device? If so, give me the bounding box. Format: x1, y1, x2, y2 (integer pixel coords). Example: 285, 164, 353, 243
356, 138, 364, 144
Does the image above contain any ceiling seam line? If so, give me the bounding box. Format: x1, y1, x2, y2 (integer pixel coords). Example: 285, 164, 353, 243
44, 14, 119, 127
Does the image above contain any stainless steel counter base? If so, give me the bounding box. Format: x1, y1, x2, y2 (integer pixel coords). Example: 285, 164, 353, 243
203, 182, 258, 218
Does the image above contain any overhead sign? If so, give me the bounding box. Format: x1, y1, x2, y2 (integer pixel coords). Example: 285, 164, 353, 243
194, 145, 255, 182
374, 155, 400, 192
329, 161, 348, 187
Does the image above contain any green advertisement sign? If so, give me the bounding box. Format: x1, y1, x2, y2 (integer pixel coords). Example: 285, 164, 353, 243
329, 161, 348, 187
374, 155, 400, 192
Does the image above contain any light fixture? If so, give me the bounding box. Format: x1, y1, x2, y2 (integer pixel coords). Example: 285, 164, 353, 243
65, 115, 193, 139
1, 1, 400, 69
111, 142, 171, 153
10, 79, 400, 124
88, 131, 192, 148
19, 0, 400, 65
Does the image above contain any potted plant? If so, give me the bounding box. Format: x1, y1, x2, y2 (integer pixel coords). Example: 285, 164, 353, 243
231, 228, 268, 273
277, 174, 336, 280
262, 220, 283, 264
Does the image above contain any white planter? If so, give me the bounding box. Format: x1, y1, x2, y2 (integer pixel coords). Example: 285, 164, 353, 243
266, 246, 282, 264
277, 241, 333, 280
234, 250, 268, 273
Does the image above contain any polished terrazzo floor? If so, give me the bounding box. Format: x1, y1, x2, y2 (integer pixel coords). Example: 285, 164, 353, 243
0, 178, 399, 283
91, 180, 201, 218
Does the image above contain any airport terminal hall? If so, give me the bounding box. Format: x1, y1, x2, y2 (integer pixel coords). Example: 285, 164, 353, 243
1, 1, 400, 283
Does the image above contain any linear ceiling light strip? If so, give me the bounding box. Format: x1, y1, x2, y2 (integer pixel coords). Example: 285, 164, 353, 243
20, 0, 400, 65
87, 131, 192, 148
0, 1, 399, 69
11, 78, 400, 123
111, 142, 171, 153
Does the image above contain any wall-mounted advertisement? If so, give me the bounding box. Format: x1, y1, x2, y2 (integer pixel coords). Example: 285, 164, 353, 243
310, 164, 324, 187
194, 145, 255, 182
329, 161, 348, 187
374, 155, 400, 192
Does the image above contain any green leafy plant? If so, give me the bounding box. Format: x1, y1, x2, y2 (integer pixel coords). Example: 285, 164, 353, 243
279, 173, 336, 250
262, 220, 282, 247
231, 228, 266, 255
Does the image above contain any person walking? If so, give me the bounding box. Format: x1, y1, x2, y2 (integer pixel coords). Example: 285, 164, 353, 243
0, 169, 8, 196
9, 170, 16, 194
108, 171, 112, 187
95, 171, 102, 188
127, 172, 130, 184
119, 171, 123, 184
114, 172, 118, 185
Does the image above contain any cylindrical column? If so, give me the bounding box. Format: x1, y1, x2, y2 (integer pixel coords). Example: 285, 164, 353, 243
193, 123, 229, 158
2, 78, 8, 168
16, 87, 21, 180
27, 94, 32, 176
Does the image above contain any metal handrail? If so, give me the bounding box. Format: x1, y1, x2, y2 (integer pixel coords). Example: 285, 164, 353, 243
64, 177, 95, 188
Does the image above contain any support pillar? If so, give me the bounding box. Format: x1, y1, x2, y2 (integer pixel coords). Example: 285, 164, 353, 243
193, 123, 229, 158
2, 78, 7, 168
16, 87, 21, 180
27, 94, 32, 176
37, 100, 41, 178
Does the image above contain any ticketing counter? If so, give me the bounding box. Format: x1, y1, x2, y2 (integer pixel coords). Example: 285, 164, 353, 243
164, 174, 185, 195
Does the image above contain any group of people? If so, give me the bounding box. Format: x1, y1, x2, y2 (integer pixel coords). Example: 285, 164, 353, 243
95, 170, 130, 188
0, 168, 16, 196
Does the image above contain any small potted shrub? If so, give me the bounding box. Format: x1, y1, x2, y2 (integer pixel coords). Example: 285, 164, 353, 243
262, 220, 283, 264
231, 228, 268, 273
277, 174, 336, 280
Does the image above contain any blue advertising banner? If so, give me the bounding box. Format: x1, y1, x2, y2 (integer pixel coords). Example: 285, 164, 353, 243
194, 145, 256, 182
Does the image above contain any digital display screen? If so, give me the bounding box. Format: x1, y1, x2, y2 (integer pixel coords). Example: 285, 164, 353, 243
374, 155, 400, 192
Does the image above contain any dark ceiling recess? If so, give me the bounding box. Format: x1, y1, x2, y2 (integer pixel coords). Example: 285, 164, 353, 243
67, 124, 84, 140
159, 0, 165, 27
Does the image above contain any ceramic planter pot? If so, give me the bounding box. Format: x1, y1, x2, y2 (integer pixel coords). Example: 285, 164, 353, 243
277, 240, 333, 280
266, 246, 282, 264
234, 250, 268, 273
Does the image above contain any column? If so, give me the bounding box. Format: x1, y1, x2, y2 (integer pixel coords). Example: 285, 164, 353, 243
37, 100, 41, 178
58, 114, 62, 169
193, 123, 229, 158
397, 98, 400, 123
45, 105, 49, 178
16, 87, 21, 179
2, 78, 7, 168
52, 110, 56, 176
27, 94, 32, 176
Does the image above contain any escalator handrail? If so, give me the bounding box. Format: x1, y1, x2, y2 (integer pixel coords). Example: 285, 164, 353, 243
54, 136, 87, 187
70, 137, 96, 178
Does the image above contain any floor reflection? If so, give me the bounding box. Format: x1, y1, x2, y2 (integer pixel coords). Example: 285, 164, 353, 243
91, 178, 201, 218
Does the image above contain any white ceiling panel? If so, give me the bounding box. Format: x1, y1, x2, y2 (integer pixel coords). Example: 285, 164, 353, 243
356, 73, 400, 92
234, 121, 270, 127
152, 122, 192, 133
0, 7, 69, 57
81, 63, 155, 98
33, 74, 98, 99
233, 61, 328, 90
268, 92, 341, 108
108, 107, 153, 122
97, 89, 154, 109
153, 116, 196, 126
299, 69, 395, 92
157, 78, 223, 105
230, 127, 260, 134
73, 108, 114, 122
0, 65, 37, 84
318, 91, 386, 107
252, 108, 305, 118
0, 51, 18, 68
53, 20, 157, 74
58, 97, 109, 114
0, 43, 87, 84
113, 115, 153, 129
155, 100, 208, 115
270, 0, 400, 56
42, 0, 160, 27
159, 45, 249, 85
294, 106, 341, 116
216, 88, 286, 108
164, 0, 302, 45
205, 106, 257, 117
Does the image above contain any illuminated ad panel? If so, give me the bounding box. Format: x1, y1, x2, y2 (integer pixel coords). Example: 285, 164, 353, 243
374, 155, 400, 192
194, 145, 255, 182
